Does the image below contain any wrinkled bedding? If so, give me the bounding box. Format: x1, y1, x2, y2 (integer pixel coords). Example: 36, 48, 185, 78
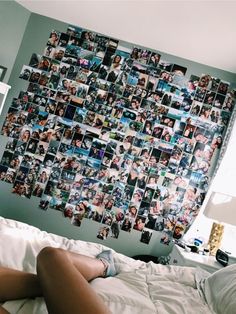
0, 217, 213, 314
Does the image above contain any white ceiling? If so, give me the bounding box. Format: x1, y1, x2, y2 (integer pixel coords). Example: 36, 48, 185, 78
16, 0, 236, 74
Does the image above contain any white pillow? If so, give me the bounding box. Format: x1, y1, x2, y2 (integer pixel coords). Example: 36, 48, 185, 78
201, 264, 236, 314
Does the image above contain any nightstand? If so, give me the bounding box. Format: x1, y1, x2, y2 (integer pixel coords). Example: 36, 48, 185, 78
169, 244, 223, 273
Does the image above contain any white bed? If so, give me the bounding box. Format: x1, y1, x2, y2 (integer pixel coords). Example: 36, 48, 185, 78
0, 217, 235, 314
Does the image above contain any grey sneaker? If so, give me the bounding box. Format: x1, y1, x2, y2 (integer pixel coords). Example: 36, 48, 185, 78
96, 250, 117, 277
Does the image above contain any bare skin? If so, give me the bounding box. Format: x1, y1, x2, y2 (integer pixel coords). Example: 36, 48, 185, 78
0, 247, 111, 314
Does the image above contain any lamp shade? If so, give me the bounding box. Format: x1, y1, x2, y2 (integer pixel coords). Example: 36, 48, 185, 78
203, 192, 236, 226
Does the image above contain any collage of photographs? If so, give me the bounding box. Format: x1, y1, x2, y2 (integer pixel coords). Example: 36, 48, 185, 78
0, 24, 235, 246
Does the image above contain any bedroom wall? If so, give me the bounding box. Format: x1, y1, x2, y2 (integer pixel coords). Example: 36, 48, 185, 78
0, 6, 236, 258
0, 1, 30, 83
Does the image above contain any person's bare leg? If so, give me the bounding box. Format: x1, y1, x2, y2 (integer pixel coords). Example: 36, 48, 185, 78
37, 247, 111, 314
0, 267, 42, 302
65, 250, 111, 281
0, 248, 108, 301
0, 247, 113, 313
0, 305, 10, 314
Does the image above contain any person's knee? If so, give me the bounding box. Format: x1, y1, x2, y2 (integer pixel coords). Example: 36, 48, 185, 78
37, 247, 65, 272
38, 246, 56, 259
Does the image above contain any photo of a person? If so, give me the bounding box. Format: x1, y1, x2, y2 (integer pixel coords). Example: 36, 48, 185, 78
47, 30, 60, 47
121, 216, 132, 232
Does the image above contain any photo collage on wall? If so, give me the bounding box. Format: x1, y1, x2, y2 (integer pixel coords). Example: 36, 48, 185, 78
0, 25, 235, 245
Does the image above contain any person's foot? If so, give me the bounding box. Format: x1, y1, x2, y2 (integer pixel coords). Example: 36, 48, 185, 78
96, 250, 117, 277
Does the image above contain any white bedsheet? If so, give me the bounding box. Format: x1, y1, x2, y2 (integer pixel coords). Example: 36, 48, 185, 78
0, 217, 213, 314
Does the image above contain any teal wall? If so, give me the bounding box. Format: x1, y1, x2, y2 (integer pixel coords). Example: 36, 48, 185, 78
0, 1, 30, 83
0, 3, 236, 257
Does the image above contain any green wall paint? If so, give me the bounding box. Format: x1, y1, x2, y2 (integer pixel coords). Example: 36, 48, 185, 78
0, 6, 236, 257
0, 1, 30, 83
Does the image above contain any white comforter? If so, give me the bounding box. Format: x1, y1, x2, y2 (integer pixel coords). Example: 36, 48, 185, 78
0, 217, 213, 314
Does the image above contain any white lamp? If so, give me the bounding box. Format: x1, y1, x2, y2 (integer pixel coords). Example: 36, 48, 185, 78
0, 82, 11, 115
203, 192, 236, 255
